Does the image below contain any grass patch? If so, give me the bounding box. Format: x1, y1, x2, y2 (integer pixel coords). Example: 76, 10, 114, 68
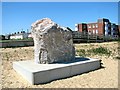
76, 49, 87, 57
88, 47, 112, 56
76, 46, 112, 57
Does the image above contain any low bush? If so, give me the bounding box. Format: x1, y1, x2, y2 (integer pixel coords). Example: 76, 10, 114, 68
87, 47, 112, 56
76, 46, 112, 57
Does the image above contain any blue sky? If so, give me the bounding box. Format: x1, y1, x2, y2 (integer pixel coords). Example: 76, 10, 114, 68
2, 2, 118, 35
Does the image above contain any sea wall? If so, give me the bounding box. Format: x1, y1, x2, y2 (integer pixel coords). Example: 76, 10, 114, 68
0, 40, 34, 48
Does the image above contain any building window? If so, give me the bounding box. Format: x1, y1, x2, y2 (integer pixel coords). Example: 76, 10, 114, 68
88, 31, 91, 35
96, 30, 98, 34
96, 24, 98, 28
83, 25, 86, 29
93, 30, 95, 34
108, 23, 111, 27
105, 22, 108, 24
105, 26, 108, 30
92, 24, 95, 28
88, 25, 91, 28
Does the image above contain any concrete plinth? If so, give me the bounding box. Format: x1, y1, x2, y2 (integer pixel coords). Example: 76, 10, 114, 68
13, 57, 101, 85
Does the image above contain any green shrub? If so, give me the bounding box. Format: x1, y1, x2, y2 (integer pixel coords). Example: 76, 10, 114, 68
87, 47, 112, 56
115, 56, 120, 60
76, 46, 112, 57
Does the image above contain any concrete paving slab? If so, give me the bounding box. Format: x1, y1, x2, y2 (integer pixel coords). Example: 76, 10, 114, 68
13, 57, 101, 84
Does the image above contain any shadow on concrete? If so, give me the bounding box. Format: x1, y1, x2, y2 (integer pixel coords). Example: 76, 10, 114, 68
53, 57, 90, 64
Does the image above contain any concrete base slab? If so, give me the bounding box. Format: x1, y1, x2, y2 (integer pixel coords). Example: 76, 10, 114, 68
13, 57, 101, 85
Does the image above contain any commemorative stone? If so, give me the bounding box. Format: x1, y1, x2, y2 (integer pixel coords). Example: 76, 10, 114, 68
31, 18, 75, 64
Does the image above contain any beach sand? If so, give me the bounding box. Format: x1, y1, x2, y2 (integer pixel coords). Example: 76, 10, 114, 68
1, 41, 119, 88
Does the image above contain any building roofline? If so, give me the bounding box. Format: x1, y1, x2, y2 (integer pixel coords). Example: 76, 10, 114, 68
87, 22, 98, 24
10, 33, 26, 36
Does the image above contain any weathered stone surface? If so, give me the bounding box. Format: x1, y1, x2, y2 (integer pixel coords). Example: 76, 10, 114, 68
31, 18, 75, 64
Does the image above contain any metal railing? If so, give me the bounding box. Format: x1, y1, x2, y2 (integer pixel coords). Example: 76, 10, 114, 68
72, 31, 119, 43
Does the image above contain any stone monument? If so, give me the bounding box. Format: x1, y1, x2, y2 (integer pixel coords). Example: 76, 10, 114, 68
31, 18, 75, 64
13, 18, 101, 84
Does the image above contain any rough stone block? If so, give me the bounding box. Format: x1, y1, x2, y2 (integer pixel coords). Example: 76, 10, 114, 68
31, 18, 75, 64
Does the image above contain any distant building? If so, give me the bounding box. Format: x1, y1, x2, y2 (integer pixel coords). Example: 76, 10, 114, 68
111, 23, 119, 37
5, 34, 10, 40
10, 31, 28, 39
75, 24, 78, 31
0, 35, 5, 40
27, 33, 32, 38
76, 18, 120, 37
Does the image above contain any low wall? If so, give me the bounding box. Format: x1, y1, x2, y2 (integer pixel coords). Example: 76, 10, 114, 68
0, 40, 34, 48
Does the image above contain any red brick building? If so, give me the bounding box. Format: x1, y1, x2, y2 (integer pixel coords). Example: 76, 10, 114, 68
75, 18, 119, 37
118, 25, 120, 36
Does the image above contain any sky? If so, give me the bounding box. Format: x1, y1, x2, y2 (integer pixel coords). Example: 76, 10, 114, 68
2, 2, 119, 35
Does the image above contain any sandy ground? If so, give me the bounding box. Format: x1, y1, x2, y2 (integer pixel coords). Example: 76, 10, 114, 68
1, 41, 119, 88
